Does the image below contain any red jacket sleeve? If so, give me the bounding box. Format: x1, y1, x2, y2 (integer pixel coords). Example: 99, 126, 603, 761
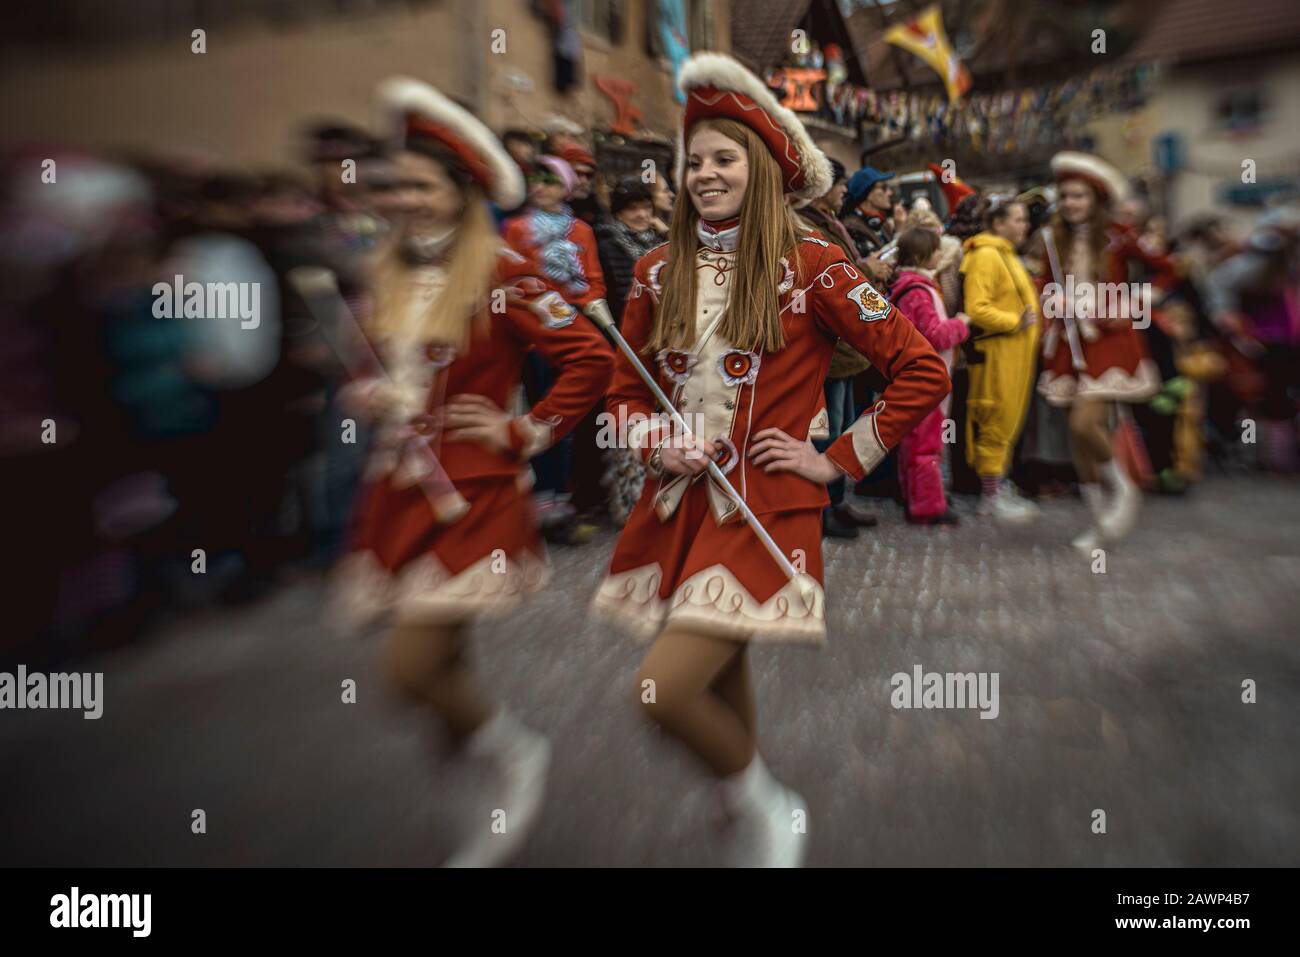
605, 251, 669, 464
497, 266, 614, 459
501, 217, 529, 256
808, 248, 951, 482
1111, 226, 1178, 290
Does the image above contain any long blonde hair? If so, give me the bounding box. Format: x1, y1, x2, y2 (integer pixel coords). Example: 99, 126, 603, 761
369, 181, 500, 350
650, 118, 802, 354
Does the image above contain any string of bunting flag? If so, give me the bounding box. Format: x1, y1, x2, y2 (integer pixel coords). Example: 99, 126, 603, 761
764, 56, 1160, 156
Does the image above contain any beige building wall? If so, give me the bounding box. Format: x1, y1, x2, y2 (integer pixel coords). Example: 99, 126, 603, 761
1089, 52, 1300, 230
486, 0, 731, 139
1086, 104, 1159, 181
1155, 54, 1300, 230
0, 0, 728, 170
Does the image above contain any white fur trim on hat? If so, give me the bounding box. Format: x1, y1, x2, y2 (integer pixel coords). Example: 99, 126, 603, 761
676, 52, 832, 202
1050, 151, 1130, 206
375, 76, 525, 210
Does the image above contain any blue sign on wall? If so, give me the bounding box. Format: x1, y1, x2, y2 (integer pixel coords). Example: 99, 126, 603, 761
1219, 179, 1297, 208
658, 0, 690, 104
1153, 132, 1186, 173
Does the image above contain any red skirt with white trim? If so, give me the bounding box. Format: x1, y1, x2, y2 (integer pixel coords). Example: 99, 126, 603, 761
1038, 321, 1160, 407
591, 478, 825, 644
333, 474, 547, 627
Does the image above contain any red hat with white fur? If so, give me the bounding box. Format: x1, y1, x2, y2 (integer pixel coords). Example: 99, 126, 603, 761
1050, 151, 1130, 207
375, 76, 525, 210
677, 53, 832, 202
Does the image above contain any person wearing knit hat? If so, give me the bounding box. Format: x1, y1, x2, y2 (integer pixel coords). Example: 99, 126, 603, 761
840, 165, 894, 245
589, 51, 949, 867
842, 166, 893, 216
333, 76, 614, 867
1036, 150, 1178, 550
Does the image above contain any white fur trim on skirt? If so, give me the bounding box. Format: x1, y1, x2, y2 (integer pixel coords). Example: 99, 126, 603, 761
1037, 358, 1160, 407
331, 548, 549, 629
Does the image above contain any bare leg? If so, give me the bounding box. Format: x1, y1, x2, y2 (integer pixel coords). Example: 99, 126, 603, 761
1069, 398, 1112, 484
634, 628, 756, 776
712, 644, 756, 742
385, 620, 494, 742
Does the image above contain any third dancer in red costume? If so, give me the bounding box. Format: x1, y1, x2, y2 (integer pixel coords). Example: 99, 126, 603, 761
590, 53, 950, 866
1036, 152, 1176, 550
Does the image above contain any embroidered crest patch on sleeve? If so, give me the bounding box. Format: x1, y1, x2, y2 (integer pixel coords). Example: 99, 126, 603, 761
847, 281, 890, 322
530, 291, 577, 328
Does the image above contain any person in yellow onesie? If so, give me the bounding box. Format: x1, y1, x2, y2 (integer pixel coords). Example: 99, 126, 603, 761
959, 199, 1042, 524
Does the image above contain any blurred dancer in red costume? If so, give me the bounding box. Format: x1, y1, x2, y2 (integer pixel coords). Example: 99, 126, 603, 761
334, 77, 612, 866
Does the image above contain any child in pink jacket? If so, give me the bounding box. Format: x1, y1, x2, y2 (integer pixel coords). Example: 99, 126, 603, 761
890, 227, 971, 524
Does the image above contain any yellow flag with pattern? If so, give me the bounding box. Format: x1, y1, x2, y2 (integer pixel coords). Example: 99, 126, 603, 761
885, 4, 972, 104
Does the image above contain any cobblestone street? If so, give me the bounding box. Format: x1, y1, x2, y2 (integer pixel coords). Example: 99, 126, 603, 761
3, 477, 1298, 867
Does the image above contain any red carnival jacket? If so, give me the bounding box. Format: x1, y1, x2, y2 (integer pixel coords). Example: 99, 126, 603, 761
502, 210, 607, 308
341, 245, 614, 490
609, 229, 950, 520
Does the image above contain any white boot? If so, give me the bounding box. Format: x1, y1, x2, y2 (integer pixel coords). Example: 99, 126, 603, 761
443, 710, 552, 868
1097, 459, 1140, 542
718, 755, 809, 868
978, 480, 1039, 525
1072, 484, 1104, 554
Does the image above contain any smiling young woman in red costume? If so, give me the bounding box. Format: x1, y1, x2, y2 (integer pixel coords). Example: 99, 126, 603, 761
590, 53, 950, 867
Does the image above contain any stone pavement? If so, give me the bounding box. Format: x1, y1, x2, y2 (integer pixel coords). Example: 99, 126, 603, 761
2, 477, 1297, 866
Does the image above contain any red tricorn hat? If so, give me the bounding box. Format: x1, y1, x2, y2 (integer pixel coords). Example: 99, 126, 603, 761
677, 53, 832, 202
375, 76, 525, 209
927, 163, 976, 214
